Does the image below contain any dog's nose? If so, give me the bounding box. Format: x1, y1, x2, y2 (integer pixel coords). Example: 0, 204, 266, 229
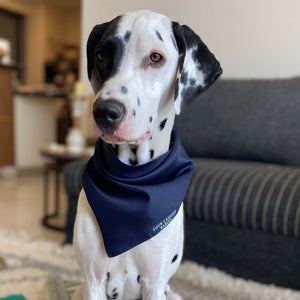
93, 98, 126, 134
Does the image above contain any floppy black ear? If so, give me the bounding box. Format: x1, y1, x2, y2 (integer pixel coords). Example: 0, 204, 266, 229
172, 22, 222, 114
86, 23, 109, 80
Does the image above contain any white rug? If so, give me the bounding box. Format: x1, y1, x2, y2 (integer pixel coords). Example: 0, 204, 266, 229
0, 230, 300, 300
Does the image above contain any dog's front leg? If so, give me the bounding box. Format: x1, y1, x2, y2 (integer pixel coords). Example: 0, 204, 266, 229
73, 191, 108, 300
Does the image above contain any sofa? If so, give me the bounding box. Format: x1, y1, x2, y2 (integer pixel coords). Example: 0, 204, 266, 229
64, 76, 300, 290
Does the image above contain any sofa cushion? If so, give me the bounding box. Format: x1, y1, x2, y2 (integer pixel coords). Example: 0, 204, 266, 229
185, 158, 300, 239
175, 77, 300, 167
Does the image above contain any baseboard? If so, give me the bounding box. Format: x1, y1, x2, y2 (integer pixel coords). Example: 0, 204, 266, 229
0, 166, 17, 177
17, 166, 44, 176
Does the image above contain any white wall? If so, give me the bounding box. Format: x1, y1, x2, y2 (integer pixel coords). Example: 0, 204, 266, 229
14, 95, 56, 168
80, 0, 300, 92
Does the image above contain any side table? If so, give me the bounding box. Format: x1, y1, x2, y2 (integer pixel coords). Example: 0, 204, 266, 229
40, 144, 92, 231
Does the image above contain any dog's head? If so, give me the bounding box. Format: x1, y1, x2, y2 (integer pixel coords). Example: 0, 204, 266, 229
87, 10, 222, 144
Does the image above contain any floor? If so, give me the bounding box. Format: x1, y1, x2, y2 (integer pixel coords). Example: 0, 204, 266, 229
0, 170, 68, 243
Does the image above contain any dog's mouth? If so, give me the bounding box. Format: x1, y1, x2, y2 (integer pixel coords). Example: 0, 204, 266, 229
100, 130, 152, 145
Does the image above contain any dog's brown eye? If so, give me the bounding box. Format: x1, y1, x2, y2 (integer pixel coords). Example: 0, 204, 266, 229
97, 52, 105, 62
150, 52, 163, 63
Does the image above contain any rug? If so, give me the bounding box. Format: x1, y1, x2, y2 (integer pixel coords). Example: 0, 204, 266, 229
0, 230, 300, 300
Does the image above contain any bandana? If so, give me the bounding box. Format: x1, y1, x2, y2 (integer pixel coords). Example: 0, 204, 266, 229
83, 129, 194, 257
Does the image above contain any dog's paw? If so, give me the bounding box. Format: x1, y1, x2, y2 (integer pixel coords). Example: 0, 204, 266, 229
106, 271, 124, 299
106, 270, 142, 300
105, 270, 170, 300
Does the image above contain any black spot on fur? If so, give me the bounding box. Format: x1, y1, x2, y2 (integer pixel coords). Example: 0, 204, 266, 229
191, 44, 222, 87
107, 272, 110, 281
137, 98, 140, 106
189, 78, 196, 85
149, 116, 153, 123
171, 35, 178, 52
180, 71, 188, 85
174, 78, 179, 101
94, 35, 125, 85
107, 291, 118, 300
88, 17, 125, 84
131, 147, 137, 155
129, 159, 137, 166
178, 55, 184, 74
192, 49, 199, 64
181, 85, 203, 104
137, 274, 141, 284
121, 86, 128, 94
124, 30, 131, 42
172, 21, 222, 94
87, 16, 122, 80
172, 254, 178, 263
132, 109, 136, 116
156, 30, 163, 42
150, 149, 154, 159
159, 118, 167, 131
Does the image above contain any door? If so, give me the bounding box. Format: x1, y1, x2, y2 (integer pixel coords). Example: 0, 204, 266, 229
0, 66, 14, 166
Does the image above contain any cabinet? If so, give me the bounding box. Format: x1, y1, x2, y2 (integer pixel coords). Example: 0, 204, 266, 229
0, 65, 14, 166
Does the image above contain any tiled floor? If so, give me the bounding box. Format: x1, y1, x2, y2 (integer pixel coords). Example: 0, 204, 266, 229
0, 170, 67, 243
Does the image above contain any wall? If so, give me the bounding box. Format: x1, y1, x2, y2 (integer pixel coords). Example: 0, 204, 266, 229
80, 0, 300, 92
14, 95, 56, 168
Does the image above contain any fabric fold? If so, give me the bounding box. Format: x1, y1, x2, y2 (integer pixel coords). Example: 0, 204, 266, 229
83, 129, 194, 257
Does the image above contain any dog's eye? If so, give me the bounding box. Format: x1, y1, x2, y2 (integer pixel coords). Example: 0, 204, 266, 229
150, 52, 163, 63
96, 52, 106, 62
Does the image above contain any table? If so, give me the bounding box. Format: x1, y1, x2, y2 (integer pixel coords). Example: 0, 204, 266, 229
40, 144, 92, 231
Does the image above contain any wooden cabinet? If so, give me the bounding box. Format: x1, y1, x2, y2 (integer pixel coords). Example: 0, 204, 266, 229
0, 65, 14, 166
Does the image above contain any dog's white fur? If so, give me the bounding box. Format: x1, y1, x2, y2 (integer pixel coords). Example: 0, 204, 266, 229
73, 10, 221, 300
74, 12, 182, 300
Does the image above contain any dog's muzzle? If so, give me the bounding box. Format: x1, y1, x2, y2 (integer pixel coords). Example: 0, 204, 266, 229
93, 98, 126, 134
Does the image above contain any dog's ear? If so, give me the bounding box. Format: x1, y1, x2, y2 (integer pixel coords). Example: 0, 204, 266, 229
172, 22, 222, 115
86, 23, 109, 80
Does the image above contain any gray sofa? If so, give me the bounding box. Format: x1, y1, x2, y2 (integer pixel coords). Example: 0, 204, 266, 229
175, 76, 300, 290
64, 76, 300, 290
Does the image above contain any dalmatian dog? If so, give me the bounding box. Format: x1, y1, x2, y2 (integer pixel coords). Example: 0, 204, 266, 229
73, 10, 221, 300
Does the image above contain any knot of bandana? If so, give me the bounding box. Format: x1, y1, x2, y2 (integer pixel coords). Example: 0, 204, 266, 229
83, 129, 194, 257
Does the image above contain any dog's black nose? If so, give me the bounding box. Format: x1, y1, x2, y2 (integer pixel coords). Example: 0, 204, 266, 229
93, 98, 126, 134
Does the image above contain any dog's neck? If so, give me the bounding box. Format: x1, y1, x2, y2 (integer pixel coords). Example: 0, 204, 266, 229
113, 101, 176, 166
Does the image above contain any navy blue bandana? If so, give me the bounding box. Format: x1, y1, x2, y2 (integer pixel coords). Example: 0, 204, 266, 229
83, 129, 194, 257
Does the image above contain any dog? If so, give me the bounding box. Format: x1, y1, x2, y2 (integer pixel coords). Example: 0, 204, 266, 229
73, 10, 222, 300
